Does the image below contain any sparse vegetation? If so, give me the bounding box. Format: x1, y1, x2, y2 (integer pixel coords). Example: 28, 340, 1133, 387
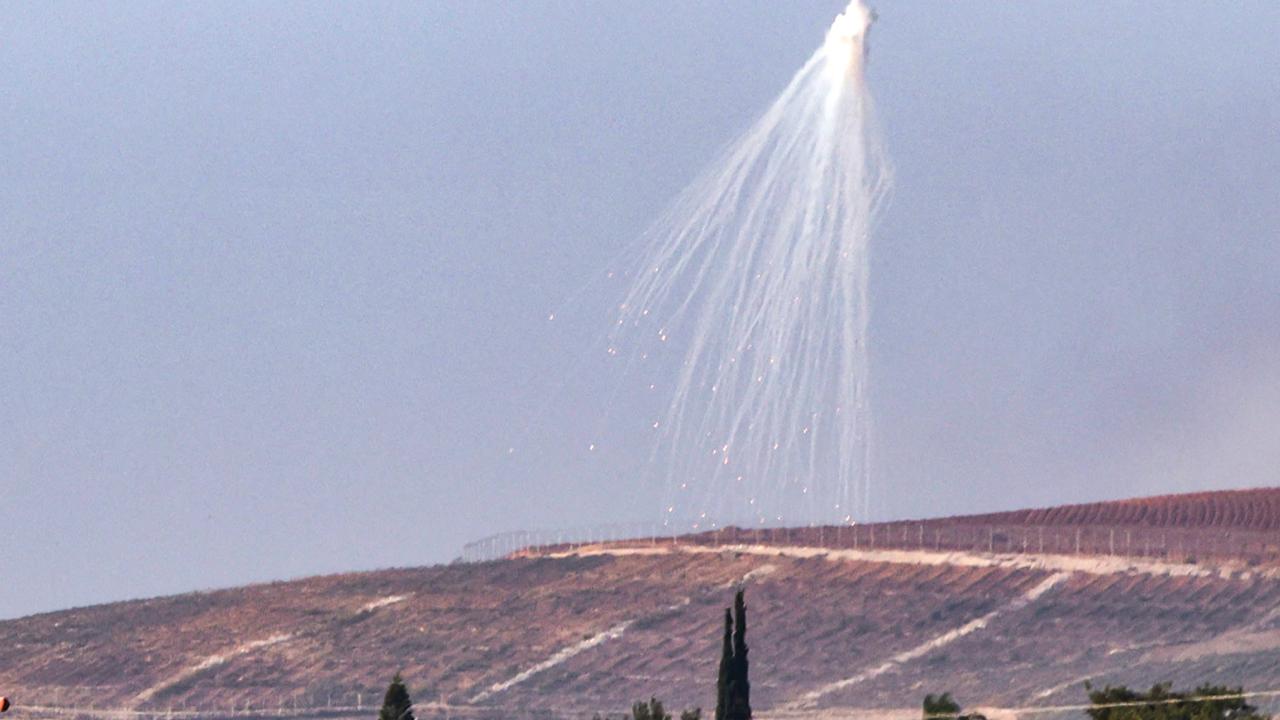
626, 697, 702, 720
923, 683, 1274, 720
1085, 682, 1270, 720
630, 697, 669, 720
592, 698, 700, 720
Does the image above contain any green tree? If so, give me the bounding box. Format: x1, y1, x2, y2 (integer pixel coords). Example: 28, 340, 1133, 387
628, 697, 699, 720
923, 693, 961, 719
922, 693, 985, 720
1085, 682, 1269, 720
725, 589, 751, 720
716, 608, 732, 720
378, 673, 415, 720
633, 697, 669, 720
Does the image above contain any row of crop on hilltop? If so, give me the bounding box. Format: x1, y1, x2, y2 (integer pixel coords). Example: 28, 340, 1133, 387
1007, 488, 1280, 530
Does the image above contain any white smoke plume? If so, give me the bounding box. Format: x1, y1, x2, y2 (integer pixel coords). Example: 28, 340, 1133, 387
609, 1, 891, 528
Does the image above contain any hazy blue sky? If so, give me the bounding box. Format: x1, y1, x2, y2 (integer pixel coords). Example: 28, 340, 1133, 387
3, 1, 1278, 620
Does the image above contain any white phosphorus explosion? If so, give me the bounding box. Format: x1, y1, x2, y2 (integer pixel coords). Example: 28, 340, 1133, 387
609, 1, 891, 529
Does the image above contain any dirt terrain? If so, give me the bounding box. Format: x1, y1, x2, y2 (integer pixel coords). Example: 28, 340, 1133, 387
3, 488, 1279, 720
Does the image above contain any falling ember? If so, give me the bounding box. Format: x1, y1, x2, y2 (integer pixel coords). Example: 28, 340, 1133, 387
608, 0, 889, 527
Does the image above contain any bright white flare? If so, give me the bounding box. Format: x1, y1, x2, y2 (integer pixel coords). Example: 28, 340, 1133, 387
610, 1, 891, 528
825, 1, 874, 75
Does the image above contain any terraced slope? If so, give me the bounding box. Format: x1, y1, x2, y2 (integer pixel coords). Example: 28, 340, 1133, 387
3, 489, 1279, 720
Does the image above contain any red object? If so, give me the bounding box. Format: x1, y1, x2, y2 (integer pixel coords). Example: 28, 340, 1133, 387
0, 696, 10, 712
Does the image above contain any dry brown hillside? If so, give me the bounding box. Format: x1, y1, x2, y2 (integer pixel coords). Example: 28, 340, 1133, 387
3, 488, 1280, 720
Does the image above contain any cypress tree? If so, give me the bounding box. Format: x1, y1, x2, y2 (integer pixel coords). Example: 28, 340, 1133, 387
726, 589, 751, 720
379, 673, 415, 720
715, 608, 732, 720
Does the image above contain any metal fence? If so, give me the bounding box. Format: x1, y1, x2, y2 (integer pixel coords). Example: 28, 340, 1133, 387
462, 520, 1280, 567
459, 522, 677, 562
691, 522, 1280, 565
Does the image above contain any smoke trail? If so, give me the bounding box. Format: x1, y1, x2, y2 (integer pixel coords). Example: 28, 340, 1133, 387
609, 2, 891, 528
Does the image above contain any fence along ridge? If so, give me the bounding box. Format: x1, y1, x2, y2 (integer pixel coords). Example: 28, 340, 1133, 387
460, 520, 1280, 565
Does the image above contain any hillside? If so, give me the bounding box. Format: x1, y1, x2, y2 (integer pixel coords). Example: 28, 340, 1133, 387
3, 488, 1280, 720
